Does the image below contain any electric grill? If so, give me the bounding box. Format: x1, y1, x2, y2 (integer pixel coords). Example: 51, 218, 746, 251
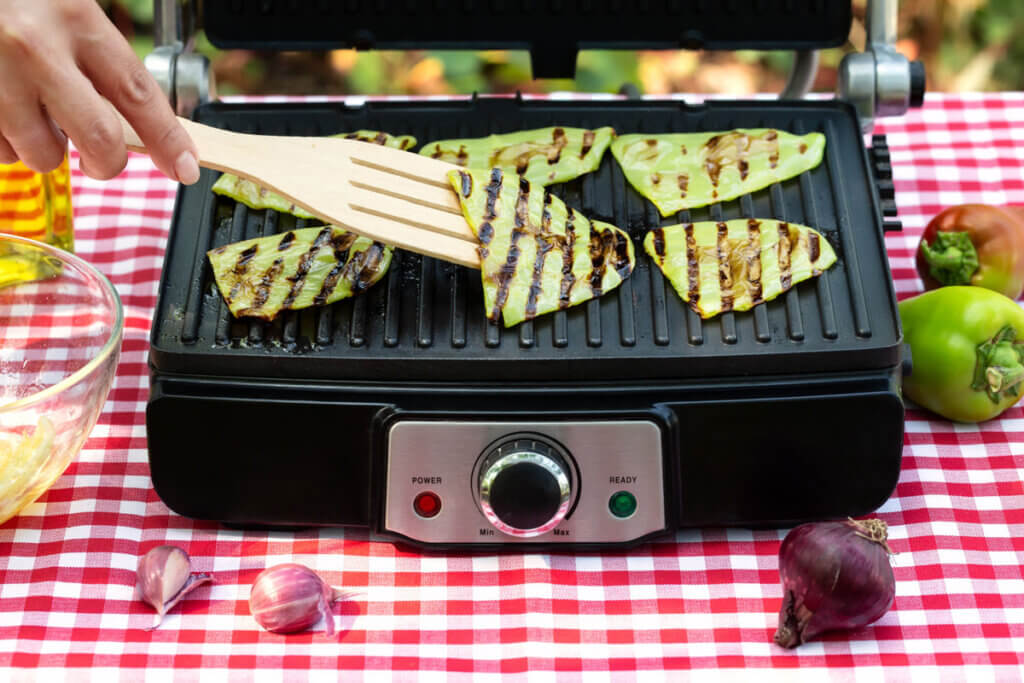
144, 0, 924, 549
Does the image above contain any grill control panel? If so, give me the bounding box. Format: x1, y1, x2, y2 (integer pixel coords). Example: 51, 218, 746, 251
384, 421, 665, 545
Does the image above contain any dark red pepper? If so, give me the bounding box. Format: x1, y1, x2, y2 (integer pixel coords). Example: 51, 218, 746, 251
916, 204, 1024, 300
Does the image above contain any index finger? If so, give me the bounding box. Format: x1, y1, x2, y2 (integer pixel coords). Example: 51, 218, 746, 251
75, 9, 199, 185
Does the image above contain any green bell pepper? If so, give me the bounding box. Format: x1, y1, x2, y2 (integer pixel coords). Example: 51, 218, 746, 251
899, 286, 1024, 422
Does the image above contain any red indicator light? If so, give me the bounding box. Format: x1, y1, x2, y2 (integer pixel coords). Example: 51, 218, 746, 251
413, 491, 441, 518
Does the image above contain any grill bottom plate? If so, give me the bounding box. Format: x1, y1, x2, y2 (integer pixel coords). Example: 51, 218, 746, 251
150, 97, 901, 383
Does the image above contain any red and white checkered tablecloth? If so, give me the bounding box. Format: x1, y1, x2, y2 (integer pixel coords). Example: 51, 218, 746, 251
1, 93, 1023, 681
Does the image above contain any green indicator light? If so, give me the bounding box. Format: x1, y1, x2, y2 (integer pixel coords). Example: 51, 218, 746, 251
609, 491, 637, 519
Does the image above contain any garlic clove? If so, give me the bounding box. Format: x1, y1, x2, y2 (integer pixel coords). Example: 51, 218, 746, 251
137, 545, 215, 630
249, 563, 342, 636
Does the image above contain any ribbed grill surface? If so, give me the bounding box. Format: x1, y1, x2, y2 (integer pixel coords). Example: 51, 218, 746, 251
149, 98, 901, 382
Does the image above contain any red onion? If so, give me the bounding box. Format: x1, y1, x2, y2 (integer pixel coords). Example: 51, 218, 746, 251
774, 518, 896, 648
249, 563, 343, 636
137, 545, 214, 630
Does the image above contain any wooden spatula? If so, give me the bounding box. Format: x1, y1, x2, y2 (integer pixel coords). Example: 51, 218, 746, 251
120, 115, 481, 269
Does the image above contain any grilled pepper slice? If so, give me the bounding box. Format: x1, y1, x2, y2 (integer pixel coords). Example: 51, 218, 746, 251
899, 286, 1024, 422
211, 131, 416, 219
448, 167, 634, 327
916, 204, 1024, 300
644, 219, 836, 318
611, 129, 825, 216
207, 226, 392, 320
421, 126, 615, 188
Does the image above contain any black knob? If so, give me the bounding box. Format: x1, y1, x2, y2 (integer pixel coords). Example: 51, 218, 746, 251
478, 438, 572, 537
909, 60, 926, 108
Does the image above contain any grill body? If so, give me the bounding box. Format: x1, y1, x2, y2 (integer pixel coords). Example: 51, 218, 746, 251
147, 97, 905, 548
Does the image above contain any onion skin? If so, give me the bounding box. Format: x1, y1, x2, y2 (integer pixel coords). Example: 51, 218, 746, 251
774, 519, 895, 648
249, 563, 342, 636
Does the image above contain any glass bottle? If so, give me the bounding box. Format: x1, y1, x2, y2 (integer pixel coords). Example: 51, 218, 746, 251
0, 154, 74, 288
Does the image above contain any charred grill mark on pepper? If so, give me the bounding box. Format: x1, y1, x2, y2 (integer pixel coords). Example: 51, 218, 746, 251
558, 211, 578, 309
651, 172, 661, 186
490, 177, 531, 320
547, 128, 567, 165
246, 257, 285, 313
277, 231, 296, 251
685, 223, 700, 306
234, 245, 259, 274
778, 222, 793, 290
484, 168, 503, 219
766, 130, 780, 169
799, 143, 808, 154
580, 130, 596, 158
542, 192, 553, 231
527, 193, 571, 318
476, 168, 504, 259
652, 227, 667, 264
431, 142, 470, 166
678, 173, 689, 198
457, 170, 473, 198
526, 235, 556, 319
281, 227, 337, 309
717, 221, 734, 312
702, 130, 782, 187
478, 223, 494, 244
633, 138, 662, 163
588, 228, 612, 297
809, 232, 820, 263
612, 230, 632, 279
354, 242, 386, 291
705, 135, 724, 187
477, 223, 493, 261
312, 249, 353, 307
748, 219, 763, 303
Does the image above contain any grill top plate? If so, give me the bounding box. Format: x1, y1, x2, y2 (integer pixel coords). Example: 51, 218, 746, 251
150, 97, 902, 382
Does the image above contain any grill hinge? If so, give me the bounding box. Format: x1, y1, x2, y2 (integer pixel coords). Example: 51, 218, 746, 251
145, 0, 215, 117
836, 0, 926, 132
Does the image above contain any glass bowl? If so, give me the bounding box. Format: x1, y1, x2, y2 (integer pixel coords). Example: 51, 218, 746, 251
0, 233, 123, 525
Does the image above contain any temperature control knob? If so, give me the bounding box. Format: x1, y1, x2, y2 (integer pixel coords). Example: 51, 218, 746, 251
478, 438, 572, 537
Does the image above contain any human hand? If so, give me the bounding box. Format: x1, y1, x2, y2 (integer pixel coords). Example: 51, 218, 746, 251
0, 0, 200, 184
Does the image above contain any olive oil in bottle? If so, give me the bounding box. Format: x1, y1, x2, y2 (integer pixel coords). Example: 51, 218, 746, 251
0, 156, 74, 288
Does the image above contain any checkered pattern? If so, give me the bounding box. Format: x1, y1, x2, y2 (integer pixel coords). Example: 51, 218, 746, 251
1, 93, 1023, 681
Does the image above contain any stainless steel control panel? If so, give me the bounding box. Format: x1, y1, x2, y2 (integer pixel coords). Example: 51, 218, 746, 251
384, 420, 665, 544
